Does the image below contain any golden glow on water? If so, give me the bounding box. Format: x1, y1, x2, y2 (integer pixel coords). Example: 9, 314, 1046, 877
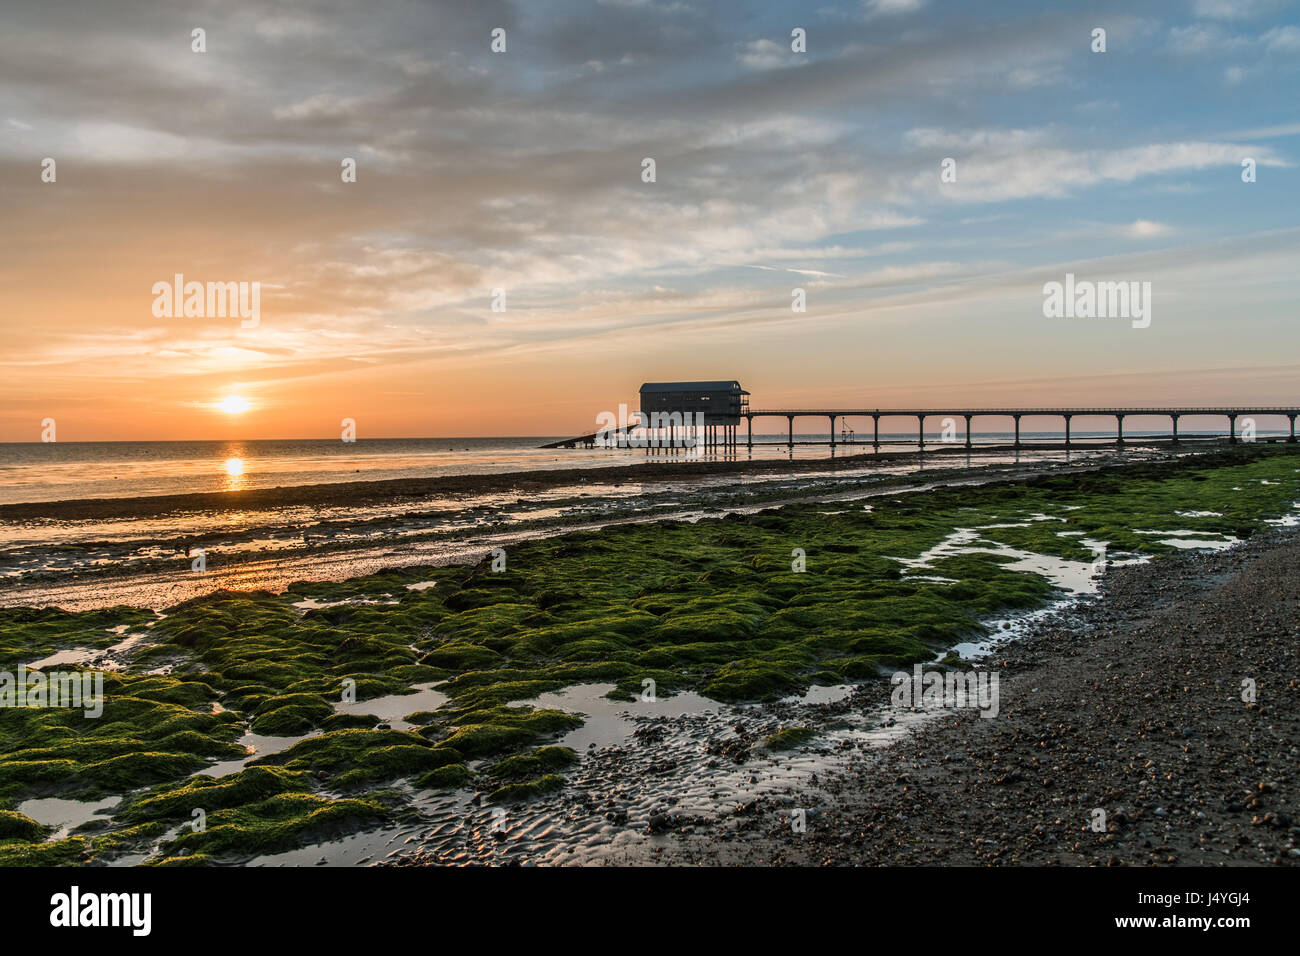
220, 443, 250, 491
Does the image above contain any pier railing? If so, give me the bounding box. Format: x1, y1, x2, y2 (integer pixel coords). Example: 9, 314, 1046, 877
543, 406, 1300, 450
742, 406, 1300, 448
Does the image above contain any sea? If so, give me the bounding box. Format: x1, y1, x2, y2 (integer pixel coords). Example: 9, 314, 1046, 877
0, 430, 1253, 505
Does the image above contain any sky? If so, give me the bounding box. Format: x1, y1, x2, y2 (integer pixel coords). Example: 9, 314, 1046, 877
1, 0, 1298, 441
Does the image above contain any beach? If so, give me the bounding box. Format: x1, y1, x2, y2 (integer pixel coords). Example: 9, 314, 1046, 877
0, 441, 1200, 612
0, 442, 1297, 866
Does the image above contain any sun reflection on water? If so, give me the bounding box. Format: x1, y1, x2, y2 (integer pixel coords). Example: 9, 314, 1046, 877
223, 456, 247, 490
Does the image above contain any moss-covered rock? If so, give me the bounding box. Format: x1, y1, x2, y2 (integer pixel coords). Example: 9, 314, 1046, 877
0, 810, 46, 843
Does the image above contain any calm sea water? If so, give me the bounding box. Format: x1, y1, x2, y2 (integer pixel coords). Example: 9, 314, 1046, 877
0, 431, 1250, 505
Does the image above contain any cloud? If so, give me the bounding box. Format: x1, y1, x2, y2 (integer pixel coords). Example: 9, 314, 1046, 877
1193, 0, 1285, 19
904, 127, 1053, 151
737, 39, 796, 70
908, 134, 1288, 203
1262, 25, 1300, 51
1166, 24, 1251, 54
1, 0, 1297, 437
1123, 220, 1173, 238
864, 0, 926, 17
1222, 121, 1300, 139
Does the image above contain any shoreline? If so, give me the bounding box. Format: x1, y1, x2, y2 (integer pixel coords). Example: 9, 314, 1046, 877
0, 444, 1232, 612
0, 438, 1230, 522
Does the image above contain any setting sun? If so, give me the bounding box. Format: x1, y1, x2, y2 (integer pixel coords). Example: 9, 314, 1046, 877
224, 457, 244, 476
215, 395, 252, 415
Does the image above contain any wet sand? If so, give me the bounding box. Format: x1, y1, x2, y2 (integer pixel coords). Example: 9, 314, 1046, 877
0, 440, 1200, 522
0, 444, 1187, 611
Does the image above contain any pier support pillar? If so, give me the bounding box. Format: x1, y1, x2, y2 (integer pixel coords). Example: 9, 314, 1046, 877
873, 415, 880, 449
1228, 414, 1237, 444
787, 415, 794, 448
918, 415, 925, 450
1013, 415, 1021, 448
1289, 415, 1296, 443
1117, 414, 1125, 445
746, 415, 753, 450
1171, 414, 1179, 443
829, 415, 836, 450
964, 415, 973, 449
1064, 415, 1071, 448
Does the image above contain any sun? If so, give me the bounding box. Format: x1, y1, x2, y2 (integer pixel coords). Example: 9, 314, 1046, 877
215, 395, 253, 415
224, 457, 245, 477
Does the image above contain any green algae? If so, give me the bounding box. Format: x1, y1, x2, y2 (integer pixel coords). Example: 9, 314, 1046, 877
158, 792, 390, 859
0, 819, 166, 866
0, 809, 46, 842
488, 773, 565, 804
249, 693, 334, 735
429, 708, 584, 758
117, 766, 311, 824
0, 670, 244, 803
152, 853, 213, 866
489, 746, 577, 779
416, 764, 473, 790
764, 726, 816, 751
249, 729, 453, 788
0, 606, 154, 671
4, 445, 1300, 863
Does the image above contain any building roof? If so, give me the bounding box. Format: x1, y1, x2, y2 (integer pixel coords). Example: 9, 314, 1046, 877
639, 381, 748, 393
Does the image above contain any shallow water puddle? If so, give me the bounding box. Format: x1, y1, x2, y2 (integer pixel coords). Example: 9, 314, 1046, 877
1156, 536, 1239, 550
27, 630, 152, 671
248, 680, 958, 867
332, 682, 449, 731
292, 596, 400, 611
17, 795, 119, 840
786, 684, 857, 705
26, 647, 98, 669
1134, 529, 1239, 550
890, 526, 1106, 595
943, 601, 1073, 660
198, 730, 323, 778
512, 683, 721, 751
1265, 503, 1300, 527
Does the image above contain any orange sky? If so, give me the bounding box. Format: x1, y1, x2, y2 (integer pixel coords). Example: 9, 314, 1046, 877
3, 1, 1298, 441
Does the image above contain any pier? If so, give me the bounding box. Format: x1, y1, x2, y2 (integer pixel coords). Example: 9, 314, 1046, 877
743, 407, 1300, 449
541, 379, 1298, 451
